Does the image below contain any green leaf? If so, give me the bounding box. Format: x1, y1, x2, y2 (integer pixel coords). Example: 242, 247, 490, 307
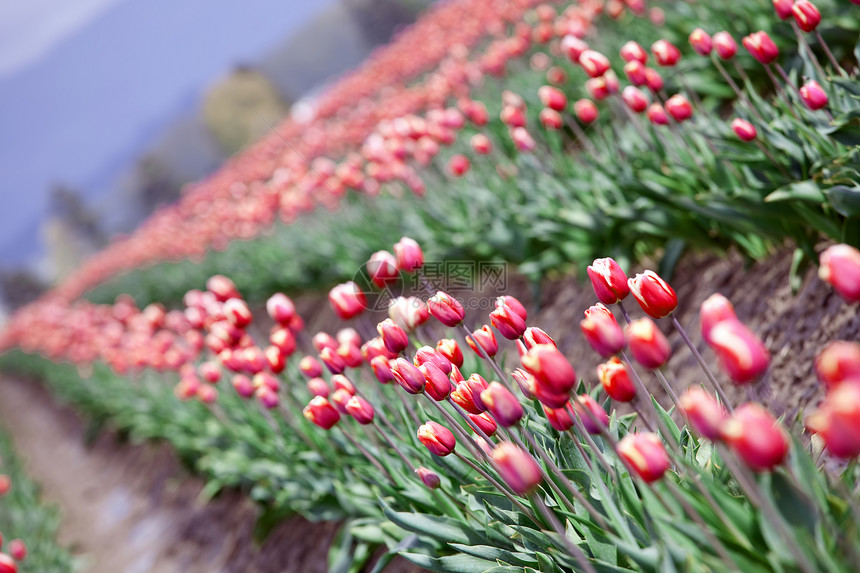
825, 185, 860, 218
400, 552, 498, 573
448, 543, 539, 567
765, 180, 826, 203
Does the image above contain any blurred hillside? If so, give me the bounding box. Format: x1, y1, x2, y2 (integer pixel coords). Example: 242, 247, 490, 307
0, 0, 430, 315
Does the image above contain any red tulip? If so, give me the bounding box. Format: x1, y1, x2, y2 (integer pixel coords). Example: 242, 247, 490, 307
620, 40, 648, 64
617, 432, 670, 482
742, 31, 779, 65
574, 394, 609, 434
523, 327, 556, 349
299, 355, 323, 378
469, 412, 498, 437
628, 270, 678, 318
371, 355, 395, 384
451, 373, 489, 414
480, 381, 524, 426
799, 80, 828, 110
511, 127, 537, 152
449, 154, 472, 176
819, 244, 860, 303
427, 291, 465, 326
490, 302, 527, 340
689, 28, 713, 56
420, 362, 453, 401
773, 0, 794, 19
679, 387, 727, 440
561, 35, 589, 63
665, 94, 693, 122
580, 304, 626, 358
806, 382, 860, 458
304, 396, 341, 429
394, 237, 424, 272
266, 293, 296, 325
206, 274, 240, 302
466, 325, 498, 357
389, 296, 430, 331
574, 99, 599, 124
815, 341, 860, 389
8, 540, 25, 563
367, 251, 400, 288
579, 49, 611, 77
792, 0, 821, 32
544, 405, 575, 431
307, 377, 330, 398
708, 319, 770, 384
651, 39, 681, 67
0, 475, 10, 497
624, 60, 647, 86
417, 421, 456, 456
597, 357, 636, 402
521, 344, 576, 396
731, 118, 757, 141
721, 403, 788, 471
378, 319, 409, 354
391, 357, 426, 394
319, 346, 347, 374
622, 86, 649, 113
328, 282, 367, 320
231, 374, 255, 398
491, 442, 542, 495
346, 395, 375, 425
713, 31, 738, 60
644, 67, 664, 92
539, 108, 563, 130
626, 318, 671, 370
223, 298, 252, 328
470, 133, 493, 155
538, 86, 567, 111
646, 103, 669, 125
415, 466, 441, 489
0, 553, 16, 573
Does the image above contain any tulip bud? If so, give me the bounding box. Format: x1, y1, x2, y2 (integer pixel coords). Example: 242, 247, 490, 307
0, 553, 16, 573
436, 338, 464, 368
414, 345, 453, 374
330, 374, 354, 395
644, 67, 664, 92
511, 368, 537, 400
264, 345, 286, 374
0, 475, 10, 497
253, 372, 280, 393
624, 60, 648, 86
523, 327, 556, 349
490, 304, 527, 341
561, 35, 589, 63
417, 421, 456, 456
199, 361, 221, 384
367, 251, 400, 288
312, 332, 338, 353
207, 275, 240, 302
8, 540, 25, 563
337, 328, 362, 348
574, 395, 609, 434
543, 405, 574, 431
539, 108, 563, 130
679, 387, 727, 440
319, 346, 346, 374
449, 154, 471, 177
742, 31, 779, 65
231, 374, 255, 398
389, 358, 424, 394
626, 318, 671, 370
346, 395, 375, 425
806, 382, 860, 458
470, 412, 498, 436
328, 282, 367, 320
511, 127, 537, 152
708, 319, 770, 384
521, 344, 576, 395
792, 0, 821, 32
617, 432, 670, 482
480, 381, 524, 427
628, 270, 677, 318
470, 133, 493, 155
799, 80, 828, 110
597, 357, 636, 402
256, 385, 279, 409
449, 365, 465, 384
223, 298, 252, 329
389, 296, 430, 331
304, 396, 341, 429
730, 118, 757, 142
451, 373, 489, 414
713, 31, 738, 60
579, 50, 611, 77
393, 237, 424, 272
665, 94, 693, 122
581, 304, 626, 358
820, 244, 860, 303
699, 293, 738, 347
266, 293, 296, 325
492, 442, 542, 495
338, 342, 363, 368
378, 319, 409, 354
415, 466, 441, 489
466, 325, 498, 357
330, 388, 352, 413
371, 355, 395, 384
299, 355, 323, 378
620, 40, 648, 64
815, 341, 860, 389
574, 99, 599, 123
721, 403, 788, 471
773, 0, 794, 18
651, 39, 681, 66
427, 291, 465, 327
538, 86, 567, 111
689, 28, 713, 56
646, 102, 669, 125
622, 86, 649, 113
420, 362, 453, 401
307, 377, 330, 398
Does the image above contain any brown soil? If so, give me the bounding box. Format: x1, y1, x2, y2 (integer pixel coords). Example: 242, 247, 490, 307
0, 377, 424, 573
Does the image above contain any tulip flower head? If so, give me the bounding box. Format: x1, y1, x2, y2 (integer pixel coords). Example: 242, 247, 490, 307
266, 293, 296, 325
721, 403, 788, 471
451, 373, 489, 414
792, 0, 821, 31
391, 357, 426, 394
617, 433, 670, 482
579, 50, 611, 77
597, 357, 636, 402
819, 244, 860, 303
345, 395, 375, 425
491, 442, 542, 495
415, 466, 441, 489
731, 118, 757, 142
620, 40, 648, 64
699, 293, 738, 344
665, 94, 693, 122
622, 86, 649, 113
626, 318, 671, 370
651, 39, 681, 66
574, 394, 609, 434
743, 31, 779, 65
713, 31, 738, 60
689, 28, 712, 56
708, 319, 770, 384
329, 282, 367, 320
8, 540, 26, 563
806, 382, 860, 458
646, 102, 669, 125
466, 325, 498, 357
587, 257, 630, 304
393, 237, 424, 272
581, 304, 626, 358
367, 251, 400, 288
773, 0, 793, 19
480, 381, 524, 426
799, 80, 828, 110
303, 396, 341, 430
417, 421, 456, 456
679, 387, 727, 440
815, 341, 860, 389
574, 99, 599, 123
427, 291, 465, 326
0, 553, 16, 573
628, 270, 678, 318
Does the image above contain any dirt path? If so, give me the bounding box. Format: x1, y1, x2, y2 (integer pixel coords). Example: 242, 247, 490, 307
0, 377, 421, 573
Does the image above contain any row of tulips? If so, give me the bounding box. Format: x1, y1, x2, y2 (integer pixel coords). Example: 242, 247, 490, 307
0, 431, 72, 573
65, 0, 860, 316
4, 236, 860, 571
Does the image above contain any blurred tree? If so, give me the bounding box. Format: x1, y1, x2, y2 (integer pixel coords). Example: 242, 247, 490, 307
136, 154, 181, 214
42, 185, 106, 279
344, 0, 428, 45
202, 66, 290, 155
0, 268, 46, 311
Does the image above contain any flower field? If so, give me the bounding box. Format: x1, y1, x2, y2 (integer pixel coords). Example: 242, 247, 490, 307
1, 0, 860, 571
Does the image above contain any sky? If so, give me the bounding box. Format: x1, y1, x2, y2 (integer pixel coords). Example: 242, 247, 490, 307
0, 0, 336, 266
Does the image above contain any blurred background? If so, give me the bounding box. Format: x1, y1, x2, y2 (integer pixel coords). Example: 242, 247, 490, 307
0, 0, 431, 318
